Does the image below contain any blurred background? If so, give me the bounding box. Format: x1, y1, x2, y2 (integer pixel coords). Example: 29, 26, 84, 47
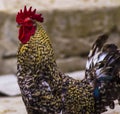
0, 0, 120, 113
0, 0, 120, 75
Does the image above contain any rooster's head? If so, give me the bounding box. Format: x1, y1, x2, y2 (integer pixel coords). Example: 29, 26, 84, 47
16, 6, 44, 44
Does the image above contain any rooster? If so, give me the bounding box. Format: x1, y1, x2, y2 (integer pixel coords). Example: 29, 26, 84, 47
16, 6, 120, 114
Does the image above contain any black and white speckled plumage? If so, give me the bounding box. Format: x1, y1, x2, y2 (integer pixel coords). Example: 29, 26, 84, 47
16, 7, 120, 114
17, 22, 120, 114
85, 34, 120, 113
17, 23, 95, 114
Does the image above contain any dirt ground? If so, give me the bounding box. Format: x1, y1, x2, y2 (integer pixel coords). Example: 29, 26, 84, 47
0, 96, 120, 114
0, 97, 26, 114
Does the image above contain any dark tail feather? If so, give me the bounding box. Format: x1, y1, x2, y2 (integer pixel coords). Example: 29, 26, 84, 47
85, 34, 120, 113
88, 34, 108, 58
86, 34, 108, 70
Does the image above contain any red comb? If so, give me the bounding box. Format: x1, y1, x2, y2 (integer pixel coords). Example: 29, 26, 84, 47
16, 6, 44, 24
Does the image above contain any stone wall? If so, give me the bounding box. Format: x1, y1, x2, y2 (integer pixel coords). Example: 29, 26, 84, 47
0, 0, 120, 74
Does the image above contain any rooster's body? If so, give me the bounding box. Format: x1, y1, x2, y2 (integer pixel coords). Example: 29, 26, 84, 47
16, 6, 120, 114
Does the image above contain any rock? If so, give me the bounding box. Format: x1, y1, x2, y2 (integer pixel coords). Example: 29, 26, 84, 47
57, 57, 87, 72
0, 75, 20, 96
53, 37, 90, 59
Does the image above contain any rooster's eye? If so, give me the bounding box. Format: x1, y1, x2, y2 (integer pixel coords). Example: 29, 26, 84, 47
17, 24, 21, 28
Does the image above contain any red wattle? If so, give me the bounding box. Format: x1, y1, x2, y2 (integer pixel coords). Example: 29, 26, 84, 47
19, 25, 36, 44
